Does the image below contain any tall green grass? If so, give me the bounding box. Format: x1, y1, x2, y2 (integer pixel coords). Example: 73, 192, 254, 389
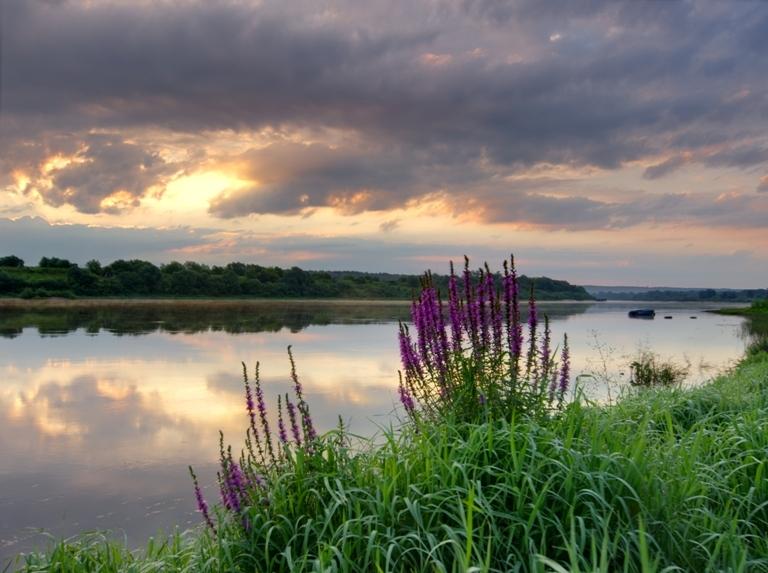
14, 352, 768, 573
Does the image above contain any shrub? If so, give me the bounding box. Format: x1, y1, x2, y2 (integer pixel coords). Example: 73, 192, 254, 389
0, 254, 24, 267
629, 351, 688, 387
397, 256, 569, 423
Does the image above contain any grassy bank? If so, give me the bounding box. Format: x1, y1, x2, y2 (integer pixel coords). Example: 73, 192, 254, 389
713, 299, 768, 316
12, 350, 768, 572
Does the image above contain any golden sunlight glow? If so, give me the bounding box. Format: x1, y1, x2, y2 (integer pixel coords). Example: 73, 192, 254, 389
153, 170, 251, 213
11, 170, 30, 193
99, 190, 138, 211
42, 154, 81, 174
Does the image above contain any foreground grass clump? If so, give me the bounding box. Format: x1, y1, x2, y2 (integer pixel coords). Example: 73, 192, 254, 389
16, 352, 768, 573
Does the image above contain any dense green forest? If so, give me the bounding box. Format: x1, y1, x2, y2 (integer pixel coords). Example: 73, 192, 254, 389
0, 255, 593, 300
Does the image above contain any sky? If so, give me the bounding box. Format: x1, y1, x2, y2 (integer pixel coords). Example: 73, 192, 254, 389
1, 0, 767, 288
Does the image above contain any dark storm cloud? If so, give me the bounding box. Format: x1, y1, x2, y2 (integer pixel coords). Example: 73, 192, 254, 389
702, 145, 768, 169
44, 135, 177, 213
3, 0, 768, 223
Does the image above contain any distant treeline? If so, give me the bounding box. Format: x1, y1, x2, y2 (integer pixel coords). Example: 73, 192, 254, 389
0, 255, 594, 300
593, 288, 768, 303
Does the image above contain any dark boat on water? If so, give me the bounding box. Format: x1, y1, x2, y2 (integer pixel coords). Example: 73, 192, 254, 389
628, 309, 656, 318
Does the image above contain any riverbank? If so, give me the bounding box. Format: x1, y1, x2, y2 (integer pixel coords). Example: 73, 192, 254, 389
0, 297, 413, 309
10, 346, 768, 572
712, 299, 768, 316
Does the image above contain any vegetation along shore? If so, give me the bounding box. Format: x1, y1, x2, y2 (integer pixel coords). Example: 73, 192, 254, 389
9, 259, 768, 572
713, 299, 768, 316
0, 255, 592, 301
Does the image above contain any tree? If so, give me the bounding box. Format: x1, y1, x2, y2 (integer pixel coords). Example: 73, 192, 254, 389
0, 255, 24, 268
39, 256, 74, 269
85, 260, 103, 275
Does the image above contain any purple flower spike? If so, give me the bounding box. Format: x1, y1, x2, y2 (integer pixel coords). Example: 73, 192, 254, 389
528, 293, 538, 332
504, 256, 523, 362
398, 376, 415, 415
541, 316, 551, 374
243, 363, 259, 440
478, 270, 490, 351
189, 466, 215, 532
286, 396, 302, 446
463, 258, 478, 345
301, 407, 318, 442
253, 362, 274, 461
277, 395, 288, 444
558, 334, 570, 397
448, 262, 463, 352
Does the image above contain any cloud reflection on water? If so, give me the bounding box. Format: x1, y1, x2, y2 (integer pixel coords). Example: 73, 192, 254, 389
0, 301, 758, 567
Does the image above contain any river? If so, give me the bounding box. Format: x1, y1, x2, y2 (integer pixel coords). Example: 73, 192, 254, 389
0, 300, 760, 566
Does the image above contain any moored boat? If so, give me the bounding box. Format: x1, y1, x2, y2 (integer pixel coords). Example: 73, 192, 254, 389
628, 309, 655, 318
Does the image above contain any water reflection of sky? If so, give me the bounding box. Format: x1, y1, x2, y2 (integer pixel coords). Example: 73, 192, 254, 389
0, 301, 752, 567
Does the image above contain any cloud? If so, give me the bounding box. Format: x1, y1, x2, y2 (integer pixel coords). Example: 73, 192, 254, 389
209, 141, 423, 217
4, 0, 768, 175
43, 135, 177, 213
379, 219, 400, 232
758, 176, 768, 193
1, 0, 768, 259
643, 155, 689, 179
0, 217, 209, 263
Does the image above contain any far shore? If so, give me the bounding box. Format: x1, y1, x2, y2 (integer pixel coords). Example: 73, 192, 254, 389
2, 298, 755, 310
0, 297, 602, 309
0, 297, 416, 308
710, 306, 766, 316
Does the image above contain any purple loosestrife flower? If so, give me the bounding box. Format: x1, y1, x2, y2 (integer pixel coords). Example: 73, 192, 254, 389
288, 346, 317, 445
217, 471, 229, 509
558, 334, 570, 397
505, 256, 523, 362
398, 324, 423, 377
300, 404, 318, 443
526, 286, 538, 376
503, 260, 514, 352
189, 466, 215, 532
242, 363, 259, 441
221, 449, 247, 514
541, 316, 551, 374
285, 396, 302, 445
463, 257, 479, 346
448, 262, 463, 352
434, 290, 450, 374
492, 296, 503, 357
288, 346, 305, 403
277, 395, 288, 445
398, 375, 416, 415
412, 298, 430, 369
253, 362, 275, 462
423, 286, 448, 379
483, 267, 500, 354
242, 364, 266, 463
527, 289, 538, 332
477, 269, 490, 351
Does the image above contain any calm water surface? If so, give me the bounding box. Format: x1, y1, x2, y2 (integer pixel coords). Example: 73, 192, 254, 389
0, 300, 760, 565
